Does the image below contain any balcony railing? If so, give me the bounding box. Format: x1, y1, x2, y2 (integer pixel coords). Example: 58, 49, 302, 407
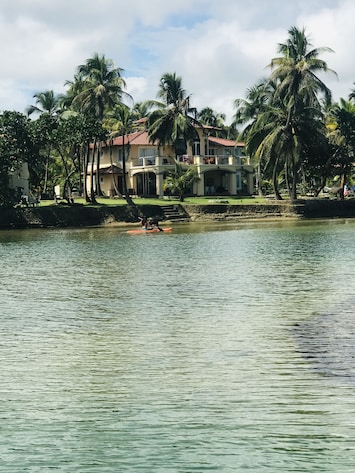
129, 155, 250, 167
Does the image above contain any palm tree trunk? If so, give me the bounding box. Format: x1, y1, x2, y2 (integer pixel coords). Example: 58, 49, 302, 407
122, 135, 134, 206
43, 157, 49, 194
290, 134, 299, 201
272, 156, 282, 200
83, 143, 90, 202
340, 173, 346, 200
42, 145, 53, 194
90, 139, 97, 204
58, 150, 72, 202
109, 139, 120, 196
291, 164, 297, 201
95, 142, 103, 196
256, 161, 263, 196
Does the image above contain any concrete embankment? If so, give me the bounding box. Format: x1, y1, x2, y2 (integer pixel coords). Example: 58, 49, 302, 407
184, 199, 355, 221
0, 204, 140, 229
0, 199, 355, 229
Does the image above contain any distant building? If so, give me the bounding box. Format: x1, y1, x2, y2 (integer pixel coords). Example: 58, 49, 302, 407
88, 125, 254, 198
9, 161, 29, 197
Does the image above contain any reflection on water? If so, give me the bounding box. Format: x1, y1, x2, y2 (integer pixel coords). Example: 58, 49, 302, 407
0, 220, 355, 472
293, 297, 355, 382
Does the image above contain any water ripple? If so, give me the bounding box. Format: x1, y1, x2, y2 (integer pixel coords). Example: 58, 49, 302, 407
1, 222, 355, 472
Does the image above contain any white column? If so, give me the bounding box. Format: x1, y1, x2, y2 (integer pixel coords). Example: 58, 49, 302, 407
156, 173, 164, 198
196, 172, 205, 196
229, 173, 237, 195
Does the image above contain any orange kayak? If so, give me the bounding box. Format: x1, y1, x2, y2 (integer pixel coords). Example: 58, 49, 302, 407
127, 227, 172, 234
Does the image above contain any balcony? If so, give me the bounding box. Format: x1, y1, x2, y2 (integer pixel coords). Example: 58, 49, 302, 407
129, 154, 249, 168
197, 155, 239, 166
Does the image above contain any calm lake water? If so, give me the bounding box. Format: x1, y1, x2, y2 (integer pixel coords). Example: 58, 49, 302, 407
0, 219, 355, 472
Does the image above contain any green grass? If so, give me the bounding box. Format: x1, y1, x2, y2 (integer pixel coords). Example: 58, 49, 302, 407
39, 195, 274, 207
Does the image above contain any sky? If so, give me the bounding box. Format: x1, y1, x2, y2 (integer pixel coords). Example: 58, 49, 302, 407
0, 0, 354, 123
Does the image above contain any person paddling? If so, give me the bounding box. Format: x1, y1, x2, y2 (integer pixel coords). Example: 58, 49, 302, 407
139, 216, 149, 230
149, 217, 163, 231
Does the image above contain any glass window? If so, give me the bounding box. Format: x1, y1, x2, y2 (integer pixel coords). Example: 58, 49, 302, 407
192, 141, 200, 155
139, 148, 157, 158
236, 172, 242, 190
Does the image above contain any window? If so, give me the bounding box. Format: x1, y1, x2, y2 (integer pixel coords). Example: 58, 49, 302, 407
139, 147, 157, 158
192, 141, 200, 155
236, 172, 242, 190
117, 149, 125, 163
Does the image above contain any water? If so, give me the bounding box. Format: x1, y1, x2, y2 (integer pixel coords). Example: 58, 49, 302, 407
0, 219, 355, 472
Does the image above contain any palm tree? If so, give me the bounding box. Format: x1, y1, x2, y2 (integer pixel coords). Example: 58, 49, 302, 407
248, 26, 336, 200
197, 107, 226, 127
69, 53, 130, 201
234, 79, 274, 127
269, 26, 335, 123
164, 160, 199, 202
72, 53, 130, 120
147, 72, 200, 158
26, 90, 62, 117
26, 90, 63, 195
131, 101, 154, 121
326, 98, 355, 193
104, 104, 137, 205
156, 72, 187, 106
347, 83, 355, 103
234, 79, 278, 195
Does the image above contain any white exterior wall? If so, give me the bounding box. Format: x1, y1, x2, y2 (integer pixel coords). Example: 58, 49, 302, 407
9, 162, 29, 195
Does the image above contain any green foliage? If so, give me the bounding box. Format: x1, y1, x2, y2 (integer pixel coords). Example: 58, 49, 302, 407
147, 72, 200, 156
70, 53, 130, 121
0, 111, 39, 205
236, 26, 335, 200
163, 160, 199, 202
4, 29, 355, 206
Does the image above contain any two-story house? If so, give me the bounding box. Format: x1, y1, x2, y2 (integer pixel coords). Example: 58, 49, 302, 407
9, 162, 30, 197
88, 125, 254, 198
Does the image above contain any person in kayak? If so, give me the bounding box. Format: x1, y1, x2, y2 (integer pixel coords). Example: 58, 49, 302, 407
149, 217, 163, 231
139, 216, 149, 230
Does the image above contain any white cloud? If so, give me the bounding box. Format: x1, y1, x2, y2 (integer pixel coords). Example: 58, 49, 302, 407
0, 0, 353, 120
299, 0, 355, 100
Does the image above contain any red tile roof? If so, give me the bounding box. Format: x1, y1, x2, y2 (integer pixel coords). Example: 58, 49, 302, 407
208, 137, 245, 147
111, 131, 154, 146
102, 131, 244, 148
87, 164, 122, 175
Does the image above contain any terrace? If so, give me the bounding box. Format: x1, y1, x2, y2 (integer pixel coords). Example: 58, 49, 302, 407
129, 154, 250, 168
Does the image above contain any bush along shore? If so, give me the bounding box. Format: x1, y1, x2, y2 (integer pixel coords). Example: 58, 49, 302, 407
0, 199, 355, 230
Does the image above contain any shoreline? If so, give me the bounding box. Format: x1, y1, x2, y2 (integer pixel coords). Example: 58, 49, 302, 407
0, 199, 355, 230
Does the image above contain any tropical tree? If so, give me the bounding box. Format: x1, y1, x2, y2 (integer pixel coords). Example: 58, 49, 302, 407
347, 83, 355, 103
269, 26, 335, 116
234, 79, 274, 129
71, 53, 129, 120
26, 90, 62, 117
234, 79, 277, 195
268, 27, 335, 199
197, 107, 226, 127
26, 90, 64, 195
51, 114, 100, 202
0, 111, 39, 205
103, 103, 137, 204
238, 26, 335, 200
30, 114, 58, 195
66, 53, 130, 201
164, 160, 199, 202
326, 98, 355, 192
131, 101, 154, 122
147, 72, 200, 158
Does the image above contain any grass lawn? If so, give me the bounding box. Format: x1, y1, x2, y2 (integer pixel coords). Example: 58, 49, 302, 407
38, 195, 275, 207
